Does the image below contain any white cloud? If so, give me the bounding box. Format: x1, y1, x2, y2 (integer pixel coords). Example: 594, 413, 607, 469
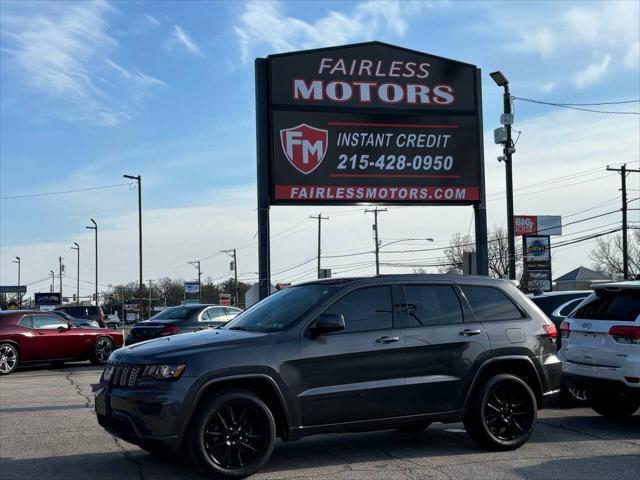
540, 81, 555, 94
145, 13, 161, 26
574, 54, 611, 88
623, 41, 640, 69
504, 1, 639, 63
0, 1, 164, 126
172, 25, 204, 56
233, 0, 430, 64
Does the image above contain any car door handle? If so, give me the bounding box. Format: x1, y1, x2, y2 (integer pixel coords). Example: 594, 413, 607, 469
375, 336, 400, 344
459, 329, 482, 336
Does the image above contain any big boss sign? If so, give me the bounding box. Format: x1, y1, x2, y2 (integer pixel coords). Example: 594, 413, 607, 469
255, 42, 488, 298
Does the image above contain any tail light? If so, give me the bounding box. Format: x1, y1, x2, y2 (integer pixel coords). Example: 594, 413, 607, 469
543, 324, 558, 343
609, 325, 640, 344
560, 321, 570, 338
161, 326, 180, 336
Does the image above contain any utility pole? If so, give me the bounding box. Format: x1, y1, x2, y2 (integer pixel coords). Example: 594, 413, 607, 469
71, 243, 80, 304
85, 219, 98, 306
147, 279, 154, 319
50, 270, 55, 293
13, 257, 21, 308
490, 71, 517, 280
607, 164, 640, 280
310, 214, 329, 278
365, 208, 387, 275
123, 175, 143, 319
188, 260, 202, 303
222, 249, 239, 306
58, 256, 64, 298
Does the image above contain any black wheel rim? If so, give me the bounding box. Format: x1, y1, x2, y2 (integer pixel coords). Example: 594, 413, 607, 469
95, 339, 112, 363
203, 400, 268, 470
484, 380, 534, 441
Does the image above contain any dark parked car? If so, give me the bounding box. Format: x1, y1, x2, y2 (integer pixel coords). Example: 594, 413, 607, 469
0, 310, 124, 375
529, 291, 590, 403
529, 291, 590, 328
54, 305, 106, 328
96, 275, 561, 479
126, 304, 242, 345
53, 310, 100, 328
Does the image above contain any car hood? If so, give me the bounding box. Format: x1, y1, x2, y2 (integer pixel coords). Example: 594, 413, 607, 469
111, 328, 266, 363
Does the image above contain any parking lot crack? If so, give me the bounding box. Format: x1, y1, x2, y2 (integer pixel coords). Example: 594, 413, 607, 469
64, 371, 92, 409
112, 436, 145, 480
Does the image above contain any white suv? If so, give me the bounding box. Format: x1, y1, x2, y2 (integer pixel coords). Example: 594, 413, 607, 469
558, 281, 640, 418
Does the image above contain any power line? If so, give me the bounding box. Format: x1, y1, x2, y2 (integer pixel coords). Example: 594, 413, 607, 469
511, 96, 640, 114
0, 182, 133, 200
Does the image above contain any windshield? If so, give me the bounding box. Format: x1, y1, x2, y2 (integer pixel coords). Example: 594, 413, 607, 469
224, 285, 337, 332
150, 306, 199, 320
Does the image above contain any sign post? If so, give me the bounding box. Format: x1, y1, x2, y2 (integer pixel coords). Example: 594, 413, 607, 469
256, 42, 488, 299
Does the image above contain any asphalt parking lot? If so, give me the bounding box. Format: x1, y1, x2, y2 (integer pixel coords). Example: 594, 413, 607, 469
1, 364, 639, 480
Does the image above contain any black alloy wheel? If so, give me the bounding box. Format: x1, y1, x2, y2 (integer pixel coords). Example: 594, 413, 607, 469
465, 373, 537, 450
189, 390, 276, 479
91, 337, 114, 365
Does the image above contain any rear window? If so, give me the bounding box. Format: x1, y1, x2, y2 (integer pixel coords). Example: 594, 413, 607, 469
462, 286, 525, 322
572, 291, 640, 321
151, 306, 200, 320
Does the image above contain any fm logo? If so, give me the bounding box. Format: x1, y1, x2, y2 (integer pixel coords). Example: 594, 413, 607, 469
280, 124, 328, 175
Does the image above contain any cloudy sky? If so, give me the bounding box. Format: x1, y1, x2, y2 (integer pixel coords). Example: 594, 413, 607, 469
1, 0, 639, 298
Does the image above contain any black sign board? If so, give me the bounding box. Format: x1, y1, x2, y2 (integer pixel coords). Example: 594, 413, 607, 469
0, 285, 27, 294
262, 42, 483, 206
255, 42, 489, 299
35, 292, 62, 306
523, 235, 552, 292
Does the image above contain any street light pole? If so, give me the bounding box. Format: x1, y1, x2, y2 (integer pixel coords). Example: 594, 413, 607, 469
13, 257, 21, 308
50, 270, 55, 293
85, 218, 98, 305
124, 174, 143, 319
310, 214, 329, 278
490, 70, 516, 281
222, 249, 239, 306
58, 256, 63, 298
71, 243, 80, 304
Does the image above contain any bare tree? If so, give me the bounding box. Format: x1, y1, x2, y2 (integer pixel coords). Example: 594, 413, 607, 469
590, 230, 640, 279
441, 227, 512, 278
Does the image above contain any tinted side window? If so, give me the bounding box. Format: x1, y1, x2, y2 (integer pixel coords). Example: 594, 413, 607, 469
325, 286, 394, 333
462, 286, 524, 322
404, 285, 463, 327
19, 315, 34, 328
34, 315, 68, 329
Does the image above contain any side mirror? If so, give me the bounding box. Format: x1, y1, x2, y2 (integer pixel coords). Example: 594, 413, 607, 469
310, 313, 345, 336
57, 325, 69, 332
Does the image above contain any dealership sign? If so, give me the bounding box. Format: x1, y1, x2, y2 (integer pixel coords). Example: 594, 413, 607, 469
263, 42, 483, 205
184, 282, 200, 294
514, 215, 562, 236
35, 292, 62, 306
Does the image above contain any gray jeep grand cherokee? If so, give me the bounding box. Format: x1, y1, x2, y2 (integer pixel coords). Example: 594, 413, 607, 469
95, 275, 561, 478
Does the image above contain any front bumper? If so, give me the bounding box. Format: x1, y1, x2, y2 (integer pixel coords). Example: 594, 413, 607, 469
94, 376, 195, 450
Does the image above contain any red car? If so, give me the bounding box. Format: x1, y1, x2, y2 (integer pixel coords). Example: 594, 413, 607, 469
0, 310, 123, 375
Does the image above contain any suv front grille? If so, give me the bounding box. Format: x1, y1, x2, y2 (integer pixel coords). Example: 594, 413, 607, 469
105, 362, 143, 388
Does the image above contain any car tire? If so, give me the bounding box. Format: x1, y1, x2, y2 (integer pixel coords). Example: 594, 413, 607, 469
187, 389, 276, 479
464, 373, 537, 451
0, 343, 19, 375
591, 391, 639, 418
90, 337, 114, 365
396, 421, 431, 433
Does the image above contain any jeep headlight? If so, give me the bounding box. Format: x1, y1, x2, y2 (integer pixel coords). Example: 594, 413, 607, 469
142, 364, 186, 380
